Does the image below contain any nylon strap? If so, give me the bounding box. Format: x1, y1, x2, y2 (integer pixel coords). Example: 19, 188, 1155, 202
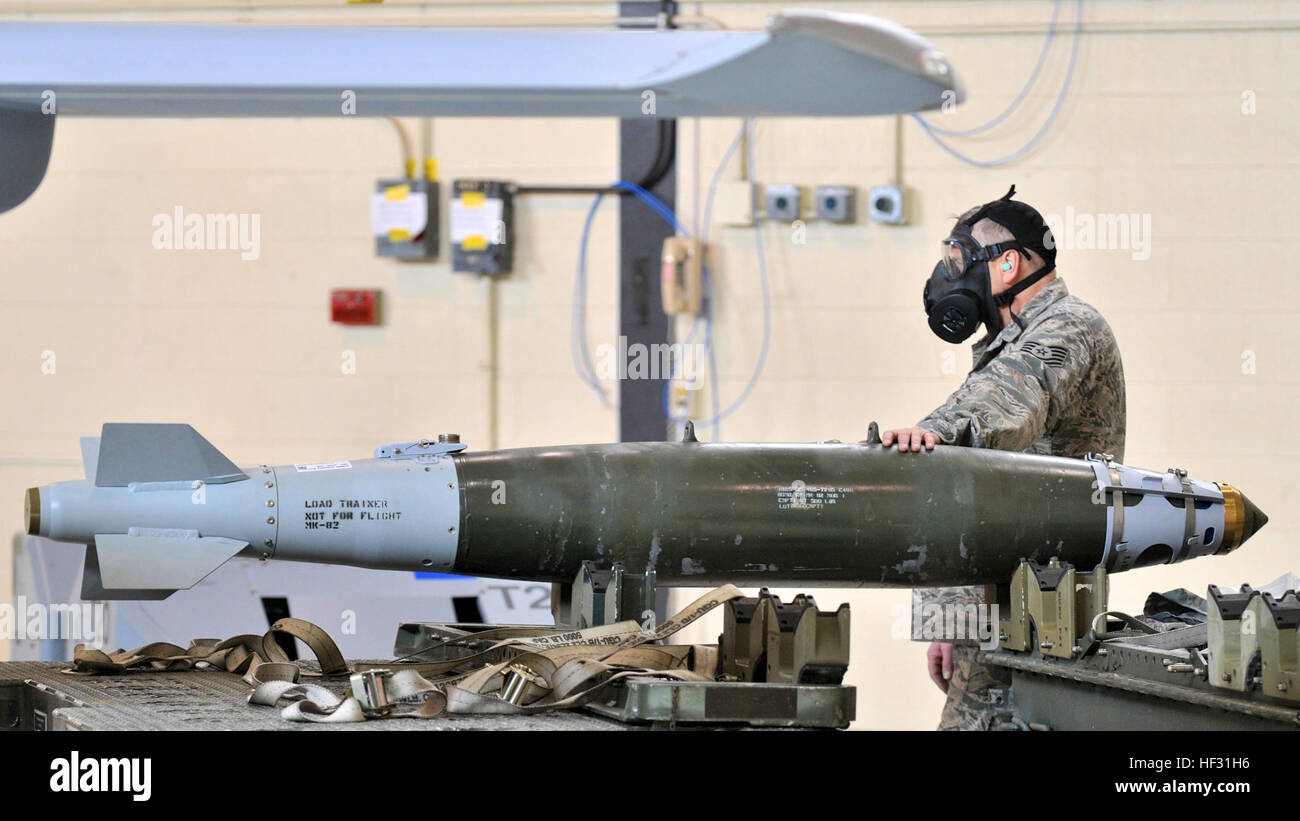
262, 618, 349, 676
66, 620, 347, 678
67, 584, 746, 724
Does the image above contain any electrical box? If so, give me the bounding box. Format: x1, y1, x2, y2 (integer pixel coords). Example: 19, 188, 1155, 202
815, 185, 856, 223
715, 181, 756, 227
451, 179, 514, 275
372, 178, 439, 260
765, 184, 801, 222
868, 184, 908, 225
331, 289, 381, 325
661, 237, 703, 316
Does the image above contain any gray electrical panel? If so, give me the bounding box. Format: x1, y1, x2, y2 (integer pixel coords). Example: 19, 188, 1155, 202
372, 178, 440, 260
451, 179, 514, 275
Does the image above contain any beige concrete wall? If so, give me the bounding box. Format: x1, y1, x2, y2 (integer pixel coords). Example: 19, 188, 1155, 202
1, 1, 1296, 730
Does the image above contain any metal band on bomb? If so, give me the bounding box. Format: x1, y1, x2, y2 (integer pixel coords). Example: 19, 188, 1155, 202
1087, 455, 1259, 572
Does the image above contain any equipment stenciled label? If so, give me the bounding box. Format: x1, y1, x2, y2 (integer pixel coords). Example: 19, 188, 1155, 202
777, 480, 853, 510
304, 498, 401, 530
294, 462, 352, 472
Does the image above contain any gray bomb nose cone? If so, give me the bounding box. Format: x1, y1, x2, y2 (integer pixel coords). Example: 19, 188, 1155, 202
1240, 491, 1268, 543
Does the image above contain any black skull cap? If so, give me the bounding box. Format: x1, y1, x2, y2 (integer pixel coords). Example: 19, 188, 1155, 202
960, 185, 1057, 266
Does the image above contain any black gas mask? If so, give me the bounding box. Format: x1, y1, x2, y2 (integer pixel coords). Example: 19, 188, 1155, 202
922, 185, 1057, 343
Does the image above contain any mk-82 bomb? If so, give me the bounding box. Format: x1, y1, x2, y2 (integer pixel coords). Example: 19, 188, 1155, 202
25, 423, 1267, 600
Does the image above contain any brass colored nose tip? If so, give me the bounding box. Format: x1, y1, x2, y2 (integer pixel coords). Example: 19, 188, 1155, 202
1216, 483, 1268, 554
25, 487, 40, 535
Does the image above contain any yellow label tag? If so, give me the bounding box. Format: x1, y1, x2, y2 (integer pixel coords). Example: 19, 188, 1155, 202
388, 228, 412, 242
462, 235, 488, 250
384, 184, 410, 202
460, 191, 486, 208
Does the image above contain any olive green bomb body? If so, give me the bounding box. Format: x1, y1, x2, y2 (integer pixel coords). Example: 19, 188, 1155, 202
452, 440, 1108, 587
25, 423, 1266, 599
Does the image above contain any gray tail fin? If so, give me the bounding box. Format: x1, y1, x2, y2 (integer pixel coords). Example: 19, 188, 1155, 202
81, 544, 174, 601
79, 436, 99, 480
80, 530, 248, 601
94, 423, 247, 487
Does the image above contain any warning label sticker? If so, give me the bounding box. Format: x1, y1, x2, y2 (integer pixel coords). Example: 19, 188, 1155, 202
294, 462, 352, 472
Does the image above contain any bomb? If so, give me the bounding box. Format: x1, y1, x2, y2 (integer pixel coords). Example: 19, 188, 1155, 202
26, 423, 1266, 600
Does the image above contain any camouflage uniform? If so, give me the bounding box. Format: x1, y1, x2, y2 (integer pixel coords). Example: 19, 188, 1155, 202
912, 276, 1126, 730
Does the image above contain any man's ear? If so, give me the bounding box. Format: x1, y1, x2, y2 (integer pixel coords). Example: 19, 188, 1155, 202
999, 251, 1019, 285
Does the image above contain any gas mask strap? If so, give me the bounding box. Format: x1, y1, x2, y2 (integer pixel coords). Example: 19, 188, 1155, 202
992, 262, 1054, 309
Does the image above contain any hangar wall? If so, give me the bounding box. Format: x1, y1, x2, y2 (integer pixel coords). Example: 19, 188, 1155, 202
0, 0, 1294, 729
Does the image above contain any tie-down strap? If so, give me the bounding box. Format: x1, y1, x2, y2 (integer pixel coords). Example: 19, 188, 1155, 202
66, 585, 744, 723
66, 616, 348, 683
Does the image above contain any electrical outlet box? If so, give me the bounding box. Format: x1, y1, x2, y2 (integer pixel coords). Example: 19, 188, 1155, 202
715, 181, 756, 226
372, 178, 439, 260
815, 186, 856, 223
765, 184, 801, 222
451, 179, 514, 275
868, 184, 908, 225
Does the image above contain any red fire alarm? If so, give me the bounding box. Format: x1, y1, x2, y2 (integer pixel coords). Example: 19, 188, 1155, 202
331, 289, 380, 325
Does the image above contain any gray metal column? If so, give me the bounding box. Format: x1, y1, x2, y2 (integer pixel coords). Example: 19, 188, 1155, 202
618, 1, 677, 444
617, 117, 675, 443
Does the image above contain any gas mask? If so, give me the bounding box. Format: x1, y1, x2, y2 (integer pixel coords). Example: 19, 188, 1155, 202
922, 186, 1057, 343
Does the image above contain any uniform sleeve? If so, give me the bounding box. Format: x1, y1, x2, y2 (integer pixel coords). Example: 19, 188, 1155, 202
911, 586, 986, 645
917, 315, 1094, 452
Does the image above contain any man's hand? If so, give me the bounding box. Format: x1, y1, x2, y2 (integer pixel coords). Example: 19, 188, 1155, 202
927, 642, 955, 693
881, 426, 937, 452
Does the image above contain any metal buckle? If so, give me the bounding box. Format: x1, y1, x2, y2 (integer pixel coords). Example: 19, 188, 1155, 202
350, 669, 391, 716
500, 664, 539, 705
